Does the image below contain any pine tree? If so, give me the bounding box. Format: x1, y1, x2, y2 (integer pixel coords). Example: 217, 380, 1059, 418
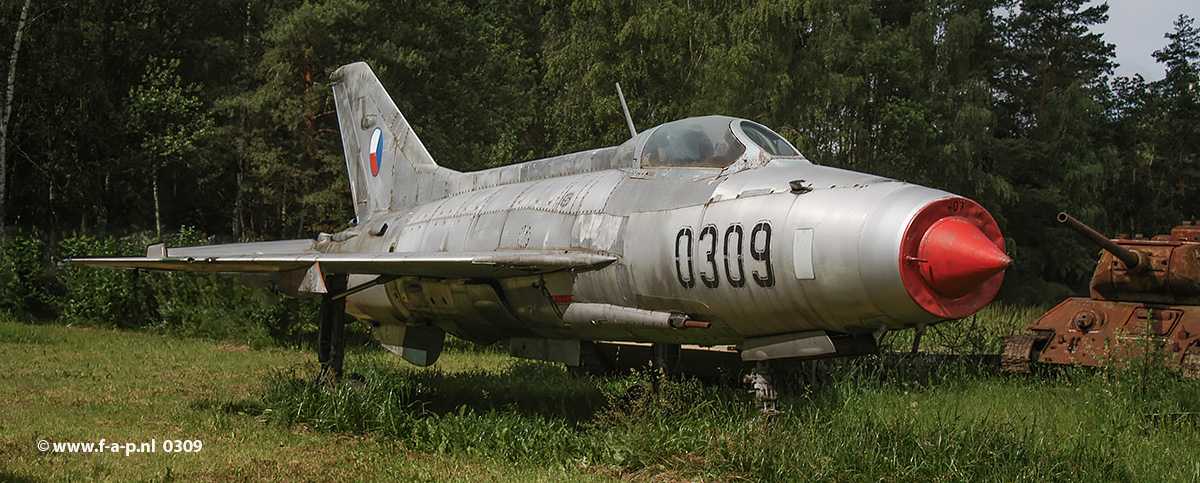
990, 0, 1117, 301
1152, 15, 1200, 219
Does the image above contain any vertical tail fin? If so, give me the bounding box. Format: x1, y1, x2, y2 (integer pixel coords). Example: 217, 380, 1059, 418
331, 62, 457, 220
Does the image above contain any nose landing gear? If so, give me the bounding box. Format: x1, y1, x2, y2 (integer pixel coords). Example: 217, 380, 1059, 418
743, 362, 780, 414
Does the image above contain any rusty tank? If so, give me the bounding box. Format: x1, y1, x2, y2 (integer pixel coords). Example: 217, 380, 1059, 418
1001, 212, 1200, 378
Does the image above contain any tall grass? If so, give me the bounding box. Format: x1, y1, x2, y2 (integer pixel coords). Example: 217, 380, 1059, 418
263, 341, 1200, 482
882, 303, 1047, 355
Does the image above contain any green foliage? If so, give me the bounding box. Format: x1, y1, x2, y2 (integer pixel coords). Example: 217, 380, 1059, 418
0, 232, 60, 319
266, 354, 604, 466
2, 229, 319, 346
56, 233, 151, 327
1104, 15, 1200, 236
124, 57, 213, 169
884, 303, 1047, 355
146, 272, 299, 348
4, 320, 613, 482
987, 0, 1120, 299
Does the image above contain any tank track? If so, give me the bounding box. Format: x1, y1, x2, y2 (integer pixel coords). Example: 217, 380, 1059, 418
1000, 334, 1042, 374
1182, 345, 1200, 381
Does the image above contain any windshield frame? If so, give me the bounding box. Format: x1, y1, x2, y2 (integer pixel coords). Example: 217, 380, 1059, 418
737, 120, 801, 157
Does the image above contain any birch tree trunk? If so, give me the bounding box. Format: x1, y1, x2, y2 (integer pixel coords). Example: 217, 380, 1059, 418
0, 0, 32, 239
153, 173, 161, 239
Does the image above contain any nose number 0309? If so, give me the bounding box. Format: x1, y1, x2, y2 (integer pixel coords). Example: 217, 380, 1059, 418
675, 222, 774, 290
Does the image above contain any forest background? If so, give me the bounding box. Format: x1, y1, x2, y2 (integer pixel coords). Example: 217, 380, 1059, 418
0, 0, 1197, 334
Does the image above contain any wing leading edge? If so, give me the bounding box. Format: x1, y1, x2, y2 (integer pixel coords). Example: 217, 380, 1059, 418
67, 240, 617, 280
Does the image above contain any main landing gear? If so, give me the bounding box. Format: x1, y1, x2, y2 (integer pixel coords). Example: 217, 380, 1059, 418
650, 343, 681, 393
312, 274, 348, 387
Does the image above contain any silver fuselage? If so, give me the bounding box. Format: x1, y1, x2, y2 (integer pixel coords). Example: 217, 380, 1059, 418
332, 134, 950, 347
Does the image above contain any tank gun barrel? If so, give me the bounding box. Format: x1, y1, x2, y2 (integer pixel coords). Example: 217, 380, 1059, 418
1058, 212, 1142, 270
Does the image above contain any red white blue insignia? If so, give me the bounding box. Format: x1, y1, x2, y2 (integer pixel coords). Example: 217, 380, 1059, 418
368, 127, 383, 177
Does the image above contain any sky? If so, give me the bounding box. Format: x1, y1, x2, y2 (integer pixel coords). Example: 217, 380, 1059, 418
1093, 0, 1200, 81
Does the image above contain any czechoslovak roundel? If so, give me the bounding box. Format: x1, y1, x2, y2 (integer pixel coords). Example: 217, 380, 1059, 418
369, 127, 383, 177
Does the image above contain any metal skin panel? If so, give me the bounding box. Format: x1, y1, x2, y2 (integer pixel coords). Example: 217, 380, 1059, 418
74, 250, 617, 277
570, 214, 635, 308
416, 219, 449, 252
478, 182, 533, 214
571, 213, 625, 253
446, 143, 633, 198
498, 273, 576, 330
465, 212, 506, 251
788, 182, 942, 331
602, 176, 721, 215
405, 200, 441, 224
855, 186, 956, 326
500, 211, 575, 250
740, 331, 836, 361
507, 171, 623, 215
442, 215, 476, 252
345, 277, 404, 325
792, 228, 815, 280
510, 176, 587, 213
390, 221, 426, 253
331, 63, 453, 217
429, 188, 491, 220
166, 239, 318, 257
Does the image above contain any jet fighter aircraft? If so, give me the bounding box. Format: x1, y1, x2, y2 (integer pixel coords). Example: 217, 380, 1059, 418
71, 62, 1013, 385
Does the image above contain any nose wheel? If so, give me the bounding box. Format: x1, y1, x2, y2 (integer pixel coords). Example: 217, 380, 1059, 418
910, 323, 927, 354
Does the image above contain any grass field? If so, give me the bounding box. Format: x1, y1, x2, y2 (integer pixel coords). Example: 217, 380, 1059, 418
3, 306, 1200, 482
0, 322, 607, 482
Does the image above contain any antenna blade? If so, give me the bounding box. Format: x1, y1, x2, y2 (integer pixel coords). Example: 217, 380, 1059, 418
616, 83, 637, 138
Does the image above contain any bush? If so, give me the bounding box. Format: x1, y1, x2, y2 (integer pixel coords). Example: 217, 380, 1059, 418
0, 232, 64, 320
147, 270, 319, 348
3, 228, 321, 348
57, 233, 153, 327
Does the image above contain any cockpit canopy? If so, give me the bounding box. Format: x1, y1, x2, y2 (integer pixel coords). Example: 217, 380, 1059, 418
639, 116, 801, 168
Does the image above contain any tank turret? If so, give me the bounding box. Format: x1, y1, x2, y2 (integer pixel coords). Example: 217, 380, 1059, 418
1001, 213, 1200, 378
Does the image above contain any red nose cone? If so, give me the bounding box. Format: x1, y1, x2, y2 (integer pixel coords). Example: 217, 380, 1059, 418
899, 197, 1009, 319
917, 218, 1013, 298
